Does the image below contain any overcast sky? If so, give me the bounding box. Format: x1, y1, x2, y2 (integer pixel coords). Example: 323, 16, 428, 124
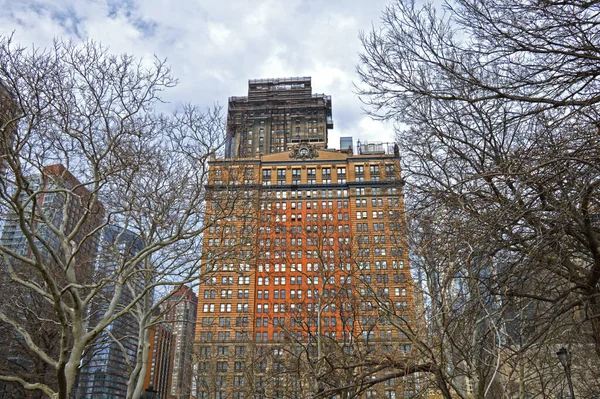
0, 0, 399, 149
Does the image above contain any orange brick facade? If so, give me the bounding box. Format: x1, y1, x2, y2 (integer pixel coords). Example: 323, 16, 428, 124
144, 323, 175, 399
195, 147, 415, 398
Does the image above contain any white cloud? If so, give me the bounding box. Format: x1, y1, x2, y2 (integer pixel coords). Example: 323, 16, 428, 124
0, 0, 396, 146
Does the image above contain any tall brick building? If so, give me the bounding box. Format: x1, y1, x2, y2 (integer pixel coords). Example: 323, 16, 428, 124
196, 137, 416, 398
144, 321, 175, 399
164, 285, 198, 399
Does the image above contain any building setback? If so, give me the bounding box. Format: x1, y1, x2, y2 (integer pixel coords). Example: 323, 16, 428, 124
195, 144, 416, 398
225, 77, 333, 158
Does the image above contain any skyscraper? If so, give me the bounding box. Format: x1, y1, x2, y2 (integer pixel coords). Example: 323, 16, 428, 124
0, 164, 104, 264
0, 164, 104, 398
164, 285, 198, 399
225, 77, 333, 158
340, 136, 353, 152
74, 225, 144, 399
196, 140, 415, 398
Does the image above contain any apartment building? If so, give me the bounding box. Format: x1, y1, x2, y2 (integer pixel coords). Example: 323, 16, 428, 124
195, 143, 416, 398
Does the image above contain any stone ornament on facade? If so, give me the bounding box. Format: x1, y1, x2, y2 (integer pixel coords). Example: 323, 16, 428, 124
290, 144, 319, 159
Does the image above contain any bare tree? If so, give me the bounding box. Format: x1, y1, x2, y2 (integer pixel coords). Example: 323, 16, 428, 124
0, 36, 226, 399
358, 0, 600, 397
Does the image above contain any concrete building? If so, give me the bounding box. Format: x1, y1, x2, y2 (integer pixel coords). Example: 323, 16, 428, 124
164, 285, 198, 399
195, 142, 416, 398
225, 77, 333, 158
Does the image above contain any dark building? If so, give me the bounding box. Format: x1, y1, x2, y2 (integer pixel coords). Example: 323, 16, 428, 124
340, 136, 353, 152
0, 164, 104, 264
74, 226, 144, 399
0, 81, 16, 175
225, 77, 333, 158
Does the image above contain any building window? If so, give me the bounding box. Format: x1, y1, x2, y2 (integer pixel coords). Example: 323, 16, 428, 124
234, 376, 246, 387
385, 163, 396, 178
292, 168, 301, 184
217, 361, 228, 372
235, 346, 246, 356
277, 169, 286, 185
262, 169, 272, 185
307, 168, 316, 184
322, 168, 331, 184
354, 165, 365, 182
337, 167, 346, 183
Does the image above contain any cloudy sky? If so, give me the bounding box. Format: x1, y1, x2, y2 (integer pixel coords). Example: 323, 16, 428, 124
0, 0, 399, 149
